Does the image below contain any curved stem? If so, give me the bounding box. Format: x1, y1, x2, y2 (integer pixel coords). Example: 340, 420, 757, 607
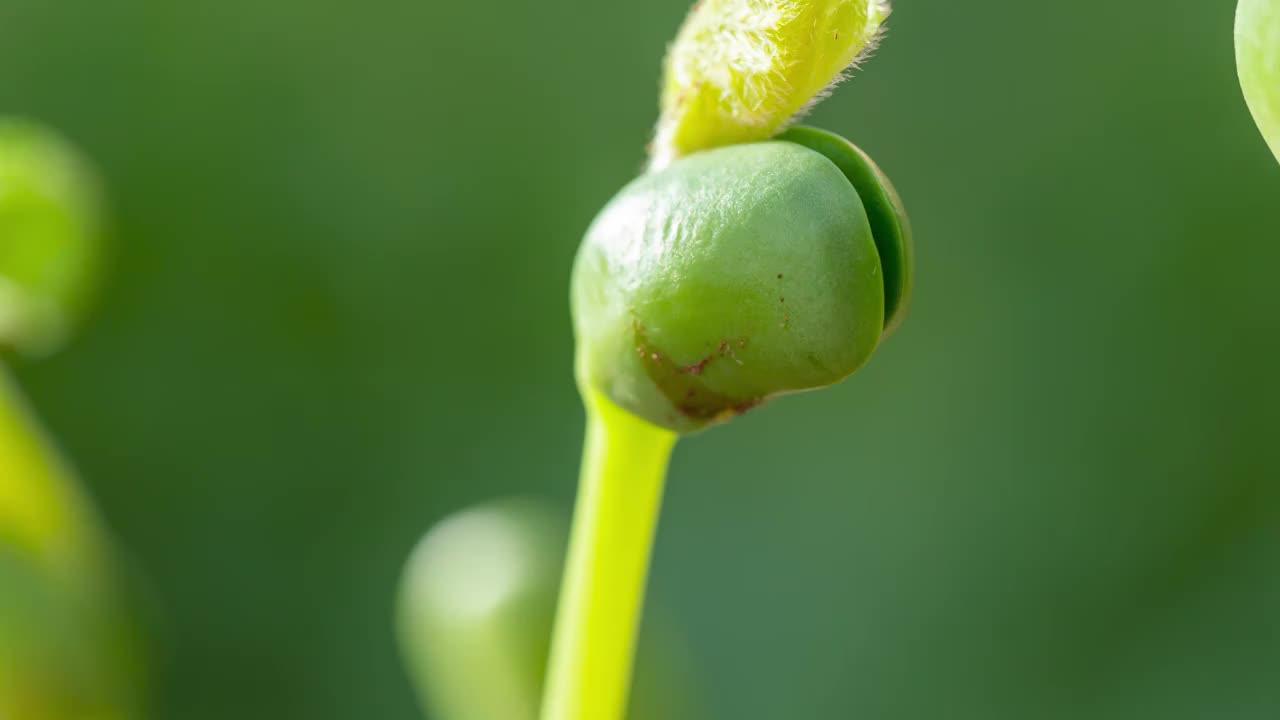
0, 363, 102, 578
0, 364, 145, 719
541, 390, 678, 720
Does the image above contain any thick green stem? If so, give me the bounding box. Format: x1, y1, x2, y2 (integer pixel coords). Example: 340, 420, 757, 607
540, 390, 678, 720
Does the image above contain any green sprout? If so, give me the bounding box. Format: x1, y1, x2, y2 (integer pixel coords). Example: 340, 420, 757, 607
544, 2, 914, 719
1238, 0, 1280, 163
0, 118, 145, 719
397, 499, 698, 720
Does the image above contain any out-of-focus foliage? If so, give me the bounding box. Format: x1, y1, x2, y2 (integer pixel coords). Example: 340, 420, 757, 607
397, 498, 698, 720
0, 548, 141, 720
0, 385, 145, 720
0, 119, 103, 356
0, 1, 1276, 719
399, 500, 562, 720
0, 123, 144, 717
1237, 0, 1280, 162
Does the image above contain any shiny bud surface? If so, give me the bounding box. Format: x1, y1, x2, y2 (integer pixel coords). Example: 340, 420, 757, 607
573, 127, 910, 432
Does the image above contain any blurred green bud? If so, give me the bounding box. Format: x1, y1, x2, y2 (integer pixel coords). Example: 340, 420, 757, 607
1238, 0, 1280, 164
398, 500, 561, 720
0, 119, 105, 355
397, 499, 698, 720
572, 126, 911, 433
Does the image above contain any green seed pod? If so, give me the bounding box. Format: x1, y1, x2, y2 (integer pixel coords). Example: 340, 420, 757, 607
1238, 0, 1280, 163
0, 119, 105, 355
397, 499, 698, 720
572, 126, 911, 433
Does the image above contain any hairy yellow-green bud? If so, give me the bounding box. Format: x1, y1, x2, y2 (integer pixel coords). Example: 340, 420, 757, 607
652, 0, 890, 168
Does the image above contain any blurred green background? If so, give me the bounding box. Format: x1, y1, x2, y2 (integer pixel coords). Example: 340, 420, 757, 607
2, 0, 1279, 718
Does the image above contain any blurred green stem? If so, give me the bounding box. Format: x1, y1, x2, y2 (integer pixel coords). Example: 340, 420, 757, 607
541, 390, 677, 720
0, 363, 100, 579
